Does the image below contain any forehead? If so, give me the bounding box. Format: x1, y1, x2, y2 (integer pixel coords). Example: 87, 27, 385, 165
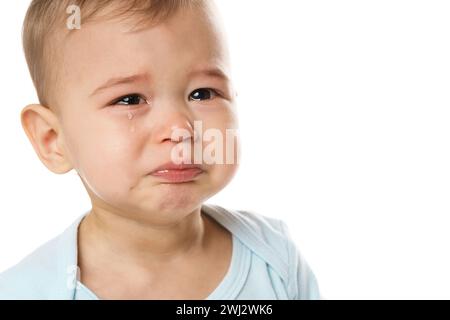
59, 4, 229, 97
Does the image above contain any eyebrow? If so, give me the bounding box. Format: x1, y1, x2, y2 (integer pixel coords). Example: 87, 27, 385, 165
90, 73, 151, 97
90, 67, 229, 97
188, 66, 230, 82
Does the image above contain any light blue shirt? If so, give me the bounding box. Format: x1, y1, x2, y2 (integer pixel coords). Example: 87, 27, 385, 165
0, 203, 320, 300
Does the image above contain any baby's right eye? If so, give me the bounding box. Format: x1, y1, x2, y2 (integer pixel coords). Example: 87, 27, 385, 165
111, 94, 148, 106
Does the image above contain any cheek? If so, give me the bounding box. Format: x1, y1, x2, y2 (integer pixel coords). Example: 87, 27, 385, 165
199, 107, 241, 189
65, 116, 141, 200
201, 104, 239, 156
208, 161, 239, 195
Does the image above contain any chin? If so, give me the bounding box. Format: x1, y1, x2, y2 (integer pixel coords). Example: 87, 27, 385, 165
142, 189, 205, 215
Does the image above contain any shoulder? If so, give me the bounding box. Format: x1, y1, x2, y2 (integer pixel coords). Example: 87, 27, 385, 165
203, 203, 321, 299
0, 216, 82, 299
203, 203, 293, 267
0, 235, 61, 299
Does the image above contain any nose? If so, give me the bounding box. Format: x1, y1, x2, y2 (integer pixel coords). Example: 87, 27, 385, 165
150, 101, 198, 145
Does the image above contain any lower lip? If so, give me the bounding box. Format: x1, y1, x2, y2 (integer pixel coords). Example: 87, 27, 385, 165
150, 168, 204, 183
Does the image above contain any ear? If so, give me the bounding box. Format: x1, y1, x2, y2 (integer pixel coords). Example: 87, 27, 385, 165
20, 104, 73, 174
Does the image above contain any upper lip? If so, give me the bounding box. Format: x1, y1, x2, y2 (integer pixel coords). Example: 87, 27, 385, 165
149, 161, 204, 174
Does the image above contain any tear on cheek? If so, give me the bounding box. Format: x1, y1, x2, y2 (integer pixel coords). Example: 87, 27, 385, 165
127, 108, 136, 133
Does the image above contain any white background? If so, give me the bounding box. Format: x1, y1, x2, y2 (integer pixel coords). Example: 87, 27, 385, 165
1, 0, 449, 299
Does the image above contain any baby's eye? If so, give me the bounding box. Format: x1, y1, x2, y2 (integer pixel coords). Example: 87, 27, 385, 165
189, 88, 219, 101
112, 94, 148, 106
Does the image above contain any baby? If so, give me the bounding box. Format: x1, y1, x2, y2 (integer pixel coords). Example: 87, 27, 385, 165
0, 0, 320, 299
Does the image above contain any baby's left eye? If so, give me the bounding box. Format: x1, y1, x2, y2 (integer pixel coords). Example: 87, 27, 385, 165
189, 88, 219, 101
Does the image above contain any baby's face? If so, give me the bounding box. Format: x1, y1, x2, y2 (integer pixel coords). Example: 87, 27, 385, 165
56, 5, 239, 223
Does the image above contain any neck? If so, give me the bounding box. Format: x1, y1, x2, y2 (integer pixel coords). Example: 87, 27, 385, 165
78, 205, 207, 268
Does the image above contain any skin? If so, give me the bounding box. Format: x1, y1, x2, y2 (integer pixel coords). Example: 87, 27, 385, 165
20, 2, 240, 299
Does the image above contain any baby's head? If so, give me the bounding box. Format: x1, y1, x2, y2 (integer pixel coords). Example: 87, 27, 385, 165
21, 0, 240, 224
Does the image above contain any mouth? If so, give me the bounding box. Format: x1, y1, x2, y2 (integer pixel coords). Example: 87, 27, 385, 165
149, 162, 204, 183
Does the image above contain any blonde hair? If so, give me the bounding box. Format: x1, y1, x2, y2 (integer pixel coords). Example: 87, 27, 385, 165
22, 0, 202, 107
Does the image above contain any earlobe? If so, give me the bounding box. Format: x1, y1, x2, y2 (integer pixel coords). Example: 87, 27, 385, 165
20, 104, 73, 174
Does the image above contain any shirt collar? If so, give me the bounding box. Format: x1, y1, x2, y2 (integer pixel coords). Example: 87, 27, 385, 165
53, 211, 89, 299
